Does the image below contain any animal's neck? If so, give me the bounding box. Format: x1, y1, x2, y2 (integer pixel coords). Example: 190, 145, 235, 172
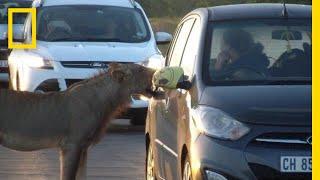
68, 73, 132, 119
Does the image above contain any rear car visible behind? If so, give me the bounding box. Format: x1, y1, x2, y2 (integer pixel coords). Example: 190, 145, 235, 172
0, 0, 32, 84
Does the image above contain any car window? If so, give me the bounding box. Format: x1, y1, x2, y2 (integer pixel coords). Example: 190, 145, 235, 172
180, 18, 200, 78
168, 18, 195, 67
204, 19, 311, 85
36, 5, 151, 43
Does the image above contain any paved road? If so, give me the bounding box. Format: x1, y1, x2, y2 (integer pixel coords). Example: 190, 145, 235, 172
0, 131, 146, 180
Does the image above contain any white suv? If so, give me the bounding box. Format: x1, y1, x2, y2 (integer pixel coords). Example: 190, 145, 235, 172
8, 0, 172, 125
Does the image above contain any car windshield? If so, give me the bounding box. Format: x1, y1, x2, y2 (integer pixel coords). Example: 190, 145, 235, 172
204, 19, 311, 85
36, 5, 151, 43
0, 0, 31, 24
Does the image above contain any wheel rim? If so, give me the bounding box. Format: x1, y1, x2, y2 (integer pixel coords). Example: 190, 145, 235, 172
183, 161, 191, 180
147, 146, 155, 180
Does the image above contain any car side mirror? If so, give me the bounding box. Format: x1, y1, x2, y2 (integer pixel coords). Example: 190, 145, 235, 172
153, 67, 192, 90
155, 32, 172, 45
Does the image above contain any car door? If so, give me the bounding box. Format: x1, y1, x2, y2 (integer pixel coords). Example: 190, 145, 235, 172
151, 24, 182, 180
158, 17, 196, 180
175, 17, 201, 180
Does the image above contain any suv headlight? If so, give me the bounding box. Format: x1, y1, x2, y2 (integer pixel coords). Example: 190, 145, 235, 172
194, 106, 250, 140
24, 54, 54, 69
139, 59, 150, 67
138, 54, 164, 69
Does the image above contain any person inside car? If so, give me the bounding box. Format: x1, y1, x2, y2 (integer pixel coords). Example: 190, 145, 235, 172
270, 31, 312, 77
44, 20, 72, 40
212, 29, 269, 80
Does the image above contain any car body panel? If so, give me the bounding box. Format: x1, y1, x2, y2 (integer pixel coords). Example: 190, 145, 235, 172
200, 85, 311, 126
146, 3, 311, 180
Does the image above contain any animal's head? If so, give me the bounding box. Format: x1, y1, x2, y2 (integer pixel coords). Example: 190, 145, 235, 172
108, 63, 156, 97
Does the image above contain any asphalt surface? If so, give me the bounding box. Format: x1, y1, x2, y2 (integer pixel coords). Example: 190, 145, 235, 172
0, 120, 146, 180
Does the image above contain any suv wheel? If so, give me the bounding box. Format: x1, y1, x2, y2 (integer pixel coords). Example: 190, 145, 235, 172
183, 155, 192, 180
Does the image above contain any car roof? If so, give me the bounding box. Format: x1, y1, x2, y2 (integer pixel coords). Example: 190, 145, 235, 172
34, 0, 137, 8
205, 3, 311, 21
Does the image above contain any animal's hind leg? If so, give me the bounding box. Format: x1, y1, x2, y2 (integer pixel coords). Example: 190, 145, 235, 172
76, 148, 87, 180
60, 144, 82, 180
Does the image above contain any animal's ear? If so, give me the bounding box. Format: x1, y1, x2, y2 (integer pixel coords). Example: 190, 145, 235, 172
108, 63, 131, 82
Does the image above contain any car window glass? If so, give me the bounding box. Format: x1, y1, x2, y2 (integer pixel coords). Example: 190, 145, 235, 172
36, 5, 151, 43
180, 18, 200, 78
169, 18, 195, 67
204, 19, 311, 85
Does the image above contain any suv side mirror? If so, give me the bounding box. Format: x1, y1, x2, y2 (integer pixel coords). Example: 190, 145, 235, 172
153, 67, 192, 90
155, 32, 173, 44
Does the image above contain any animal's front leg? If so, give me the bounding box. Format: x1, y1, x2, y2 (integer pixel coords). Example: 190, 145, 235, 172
76, 148, 88, 180
60, 144, 82, 180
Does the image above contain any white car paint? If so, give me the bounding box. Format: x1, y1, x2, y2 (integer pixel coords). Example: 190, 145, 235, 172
8, 0, 169, 109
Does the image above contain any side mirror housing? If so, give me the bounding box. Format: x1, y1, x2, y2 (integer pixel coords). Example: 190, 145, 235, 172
155, 32, 172, 45
153, 67, 192, 90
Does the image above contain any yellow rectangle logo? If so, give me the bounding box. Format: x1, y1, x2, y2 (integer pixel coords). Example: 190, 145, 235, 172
8, 8, 37, 49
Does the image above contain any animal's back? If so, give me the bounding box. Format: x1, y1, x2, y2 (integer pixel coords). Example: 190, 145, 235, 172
0, 89, 70, 150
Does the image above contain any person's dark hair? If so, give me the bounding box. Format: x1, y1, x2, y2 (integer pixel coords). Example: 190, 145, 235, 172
223, 29, 254, 53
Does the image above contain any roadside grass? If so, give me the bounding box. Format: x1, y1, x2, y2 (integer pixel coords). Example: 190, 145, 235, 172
149, 17, 181, 54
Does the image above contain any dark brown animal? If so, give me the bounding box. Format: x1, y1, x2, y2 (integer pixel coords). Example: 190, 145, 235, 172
0, 63, 155, 180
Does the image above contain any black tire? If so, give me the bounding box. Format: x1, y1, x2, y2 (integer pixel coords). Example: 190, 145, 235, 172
182, 155, 192, 180
131, 108, 147, 126
146, 142, 157, 180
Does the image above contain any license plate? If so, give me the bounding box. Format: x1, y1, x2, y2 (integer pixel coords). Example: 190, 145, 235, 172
281, 156, 311, 172
0, 60, 8, 68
